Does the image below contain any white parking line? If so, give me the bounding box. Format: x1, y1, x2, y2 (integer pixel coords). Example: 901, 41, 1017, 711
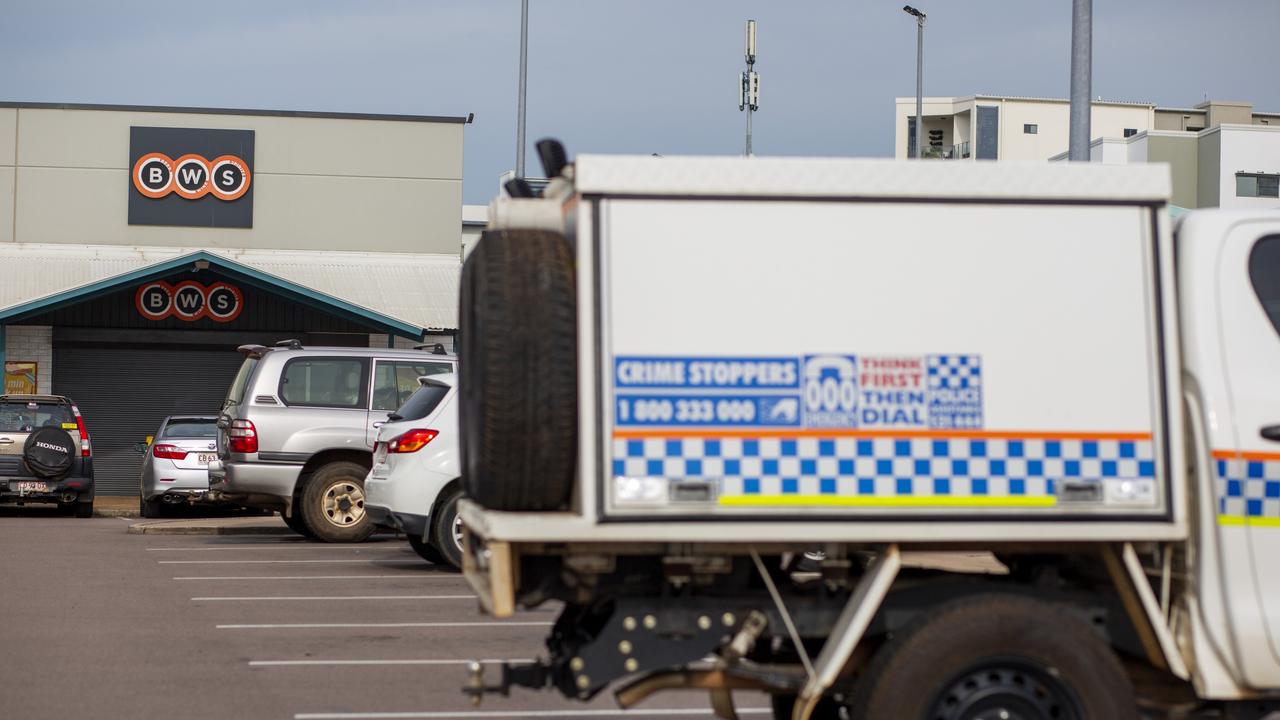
148, 545, 407, 551
250, 658, 533, 667
174, 575, 461, 581
294, 709, 770, 719
194, 595, 475, 601
159, 559, 425, 565
218, 621, 553, 629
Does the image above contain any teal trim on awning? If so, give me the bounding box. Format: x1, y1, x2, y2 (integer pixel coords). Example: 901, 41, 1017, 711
0, 250, 426, 340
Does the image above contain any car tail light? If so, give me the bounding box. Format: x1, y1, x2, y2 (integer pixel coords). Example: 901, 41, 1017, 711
387, 429, 438, 454
71, 405, 91, 457
152, 444, 189, 460
228, 419, 258, 454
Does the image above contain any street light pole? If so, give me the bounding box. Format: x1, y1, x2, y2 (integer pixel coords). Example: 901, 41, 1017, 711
739, 20, 759, 157
515, 0, 529, 178
903, 6, 926, 160
1068, 0, 1092, 162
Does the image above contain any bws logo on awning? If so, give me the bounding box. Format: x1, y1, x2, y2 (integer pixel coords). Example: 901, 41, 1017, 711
135, 281, 244, 323
133, 153, 251, 201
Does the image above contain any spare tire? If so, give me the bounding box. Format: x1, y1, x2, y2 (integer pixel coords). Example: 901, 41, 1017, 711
23, 427, 76, 479
460, 228, 577, 511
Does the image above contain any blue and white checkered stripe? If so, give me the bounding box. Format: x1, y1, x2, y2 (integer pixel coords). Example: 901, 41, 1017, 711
613, 436, 1155, 499
927, 355, 982, 390
1216, 455, 1280, 520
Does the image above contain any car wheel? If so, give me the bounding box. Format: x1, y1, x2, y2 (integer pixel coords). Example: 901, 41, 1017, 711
407, 534, 448, 565
460, 228, 577, 512
74, 501, 93, 518
849, 593, 1136, 720
140, 495, 164, 518
429, 489, 464, 570
299, 462, 374, 543
281, 509, 316, 539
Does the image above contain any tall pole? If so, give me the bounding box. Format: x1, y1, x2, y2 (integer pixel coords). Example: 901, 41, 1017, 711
914, 18, 923, 159
1068, 0, 1092, 161
740, 20, 758, 157
515, 0, 529, 177
903, 6, 926, 159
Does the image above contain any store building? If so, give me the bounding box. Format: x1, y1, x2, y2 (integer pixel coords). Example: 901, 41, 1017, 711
0, 102, 469, 493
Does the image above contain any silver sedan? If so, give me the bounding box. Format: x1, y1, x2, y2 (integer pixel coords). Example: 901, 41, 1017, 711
138, 415, 220, 517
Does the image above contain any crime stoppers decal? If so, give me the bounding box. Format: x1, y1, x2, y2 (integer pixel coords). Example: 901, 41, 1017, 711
613, 354, 983, 429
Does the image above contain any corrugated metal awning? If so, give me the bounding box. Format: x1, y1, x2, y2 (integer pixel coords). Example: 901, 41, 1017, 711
0, 244, 460, 335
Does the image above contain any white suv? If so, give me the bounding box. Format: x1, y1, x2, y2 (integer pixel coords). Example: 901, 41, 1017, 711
365, 375, 462, 568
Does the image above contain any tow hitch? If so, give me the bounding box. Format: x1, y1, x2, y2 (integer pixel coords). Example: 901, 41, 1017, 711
463, 660, 551, 705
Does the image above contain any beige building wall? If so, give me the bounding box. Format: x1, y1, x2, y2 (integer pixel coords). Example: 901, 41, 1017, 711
1145, 134, 1199, 208
1197, 129, 1222, 208
894, 96, 1155, 161
0, 108, 15, 244
4, 105, 464, 254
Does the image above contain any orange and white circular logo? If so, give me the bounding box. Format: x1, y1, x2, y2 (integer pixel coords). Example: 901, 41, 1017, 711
172, 154, 212, 200
208, 155, 251, 201
133, 153, 174, 199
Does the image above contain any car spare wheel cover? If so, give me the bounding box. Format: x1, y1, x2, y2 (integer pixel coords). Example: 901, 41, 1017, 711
23, 427, 77, 478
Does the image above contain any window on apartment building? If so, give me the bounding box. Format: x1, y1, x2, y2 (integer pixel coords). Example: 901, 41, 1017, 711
1023, 124, 1038, 134
1123, 128, 1138, 138
1237, 173, 1280, 199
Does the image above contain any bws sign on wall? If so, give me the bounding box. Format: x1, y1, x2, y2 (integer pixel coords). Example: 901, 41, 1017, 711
128, 127, 255, 228
135, 281, 244, 323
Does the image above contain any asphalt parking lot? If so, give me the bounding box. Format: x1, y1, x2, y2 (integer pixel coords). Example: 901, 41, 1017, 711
0, 508, 770, 719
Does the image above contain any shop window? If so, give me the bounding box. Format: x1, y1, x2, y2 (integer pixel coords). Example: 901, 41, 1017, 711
1237, 173, 1280, 199
1023, 124, 1038, 135
280, 358, 368, 408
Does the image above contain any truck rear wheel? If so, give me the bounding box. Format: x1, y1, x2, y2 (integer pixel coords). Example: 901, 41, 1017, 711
299, 462, 374, 543
460, 228, 577, 511
850, 594, 1135, 720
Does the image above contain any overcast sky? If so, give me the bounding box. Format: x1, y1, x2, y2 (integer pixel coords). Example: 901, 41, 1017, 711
3, 1, 1278, 203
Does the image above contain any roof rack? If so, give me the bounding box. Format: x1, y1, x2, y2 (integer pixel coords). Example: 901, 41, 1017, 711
413, 342, 449, 355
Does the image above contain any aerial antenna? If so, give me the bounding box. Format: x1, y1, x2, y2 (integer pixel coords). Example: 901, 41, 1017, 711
738, 20, 760, 157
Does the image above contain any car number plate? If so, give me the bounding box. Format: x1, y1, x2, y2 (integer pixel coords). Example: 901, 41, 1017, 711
16, 481, 48, 495
196, 453, 216, 465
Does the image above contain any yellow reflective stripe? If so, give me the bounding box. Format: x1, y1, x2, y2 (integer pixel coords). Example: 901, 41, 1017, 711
719, 495, 1057, 508
1218, 515, 1280, 527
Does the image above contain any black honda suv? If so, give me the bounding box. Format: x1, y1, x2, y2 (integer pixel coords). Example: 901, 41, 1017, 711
0, 395, 95, 517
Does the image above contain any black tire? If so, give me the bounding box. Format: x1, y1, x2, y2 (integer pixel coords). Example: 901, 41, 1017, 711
22, 427, 76, 479
460, 228, 577, 511
849, 593, 1136, 720
74, 501, 93, 518
428, 489, 464, 570
140, 495, 164, 519
298, 462, 374, 543
281, 509, 315, 539
408, 534, 448, 565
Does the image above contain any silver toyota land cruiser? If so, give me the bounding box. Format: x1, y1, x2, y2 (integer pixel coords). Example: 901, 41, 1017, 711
210, 340, 455, 542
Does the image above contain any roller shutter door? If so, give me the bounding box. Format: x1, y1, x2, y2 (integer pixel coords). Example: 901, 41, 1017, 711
53, 345, 244, 496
